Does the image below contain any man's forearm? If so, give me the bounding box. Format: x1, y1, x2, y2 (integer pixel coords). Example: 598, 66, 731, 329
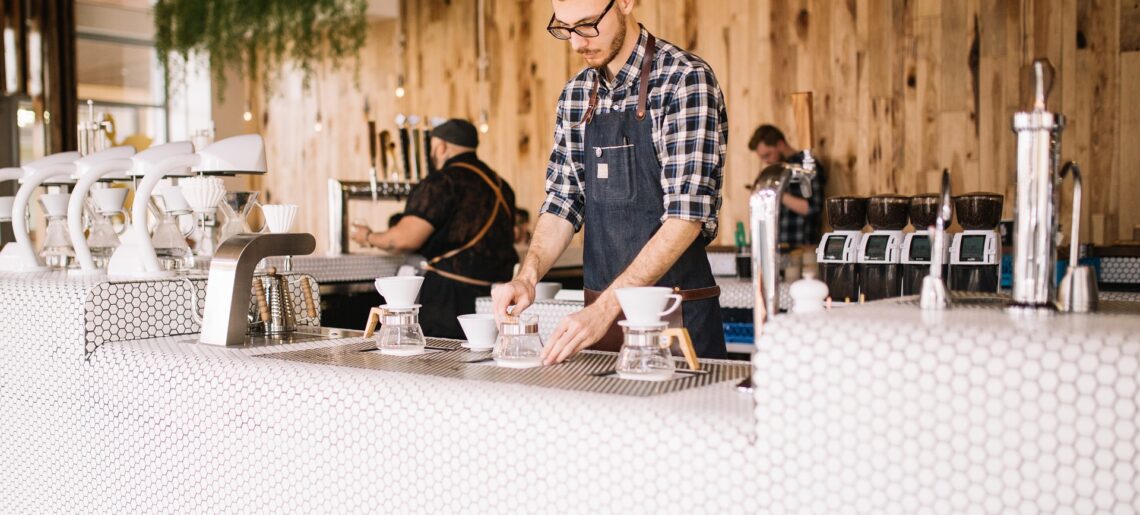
516, 214, 575, 285
782, 193, 810, 216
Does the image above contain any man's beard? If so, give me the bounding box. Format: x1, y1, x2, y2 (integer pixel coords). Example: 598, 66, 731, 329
581, 12, 626, 70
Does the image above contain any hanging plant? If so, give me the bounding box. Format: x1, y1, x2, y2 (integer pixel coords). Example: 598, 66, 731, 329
154, 0, 368, 100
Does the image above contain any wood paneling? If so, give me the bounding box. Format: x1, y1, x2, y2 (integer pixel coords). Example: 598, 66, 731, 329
256, 0, 1140, 252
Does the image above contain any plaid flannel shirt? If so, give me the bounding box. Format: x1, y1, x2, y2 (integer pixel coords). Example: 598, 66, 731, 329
540, 26, 727, 239
777, 152, 826, 247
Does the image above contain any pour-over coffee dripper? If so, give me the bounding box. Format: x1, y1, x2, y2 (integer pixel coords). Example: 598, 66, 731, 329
261, 204, 299, 271
362, 275, 428, 356
613, 286, 698, 381
179, 176, 226, 263
39, 193, 75, 269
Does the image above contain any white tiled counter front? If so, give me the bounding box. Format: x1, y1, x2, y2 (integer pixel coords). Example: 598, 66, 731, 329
3, 273, 1139, 512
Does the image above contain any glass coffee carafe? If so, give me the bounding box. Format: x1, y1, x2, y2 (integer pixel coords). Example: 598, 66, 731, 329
151, 193, 195, 271
39, 194, 75, 269
219, 191, 262, 243
493, 313, 544, 368
615, 322, 692, 381
364, 305, 427, 356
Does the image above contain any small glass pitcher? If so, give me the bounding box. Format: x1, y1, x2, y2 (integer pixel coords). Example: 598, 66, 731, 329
363, 305, 427, 356
615, 322, 696, 381
493, 313, 544, 368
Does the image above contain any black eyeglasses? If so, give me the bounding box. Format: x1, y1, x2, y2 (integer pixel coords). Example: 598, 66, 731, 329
546, 0, 616, 40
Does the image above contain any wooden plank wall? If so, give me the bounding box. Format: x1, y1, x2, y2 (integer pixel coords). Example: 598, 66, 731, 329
255, 0, 1139, 252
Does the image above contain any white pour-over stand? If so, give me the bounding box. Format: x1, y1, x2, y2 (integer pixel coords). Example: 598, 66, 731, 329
109, 135, 267, 279
65, 147, 137, 276
0, 151, 82, 272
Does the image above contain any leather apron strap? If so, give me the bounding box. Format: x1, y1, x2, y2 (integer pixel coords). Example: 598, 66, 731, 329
421, 162, 509, 287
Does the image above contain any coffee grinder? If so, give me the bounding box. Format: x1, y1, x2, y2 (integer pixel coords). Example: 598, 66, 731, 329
816, 196, 867, 302
949, 192, 1003, 292
858, 195, 908, 300
902, 194, 951, 295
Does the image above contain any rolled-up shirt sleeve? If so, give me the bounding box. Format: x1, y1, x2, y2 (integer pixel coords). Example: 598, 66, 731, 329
539, 92, 586, 232
658, 64, 726, 238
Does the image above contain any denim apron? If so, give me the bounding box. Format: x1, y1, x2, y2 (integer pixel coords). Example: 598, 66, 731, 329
581, 34, 726, 358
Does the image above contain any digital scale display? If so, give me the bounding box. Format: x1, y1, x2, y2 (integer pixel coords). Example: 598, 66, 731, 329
824, 235, 848, 261
864, 235, 890, 261
959, 235, 988, 262
908, 235, 931, 262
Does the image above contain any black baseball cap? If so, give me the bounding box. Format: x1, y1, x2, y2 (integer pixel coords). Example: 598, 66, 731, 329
430, 119, 479, 148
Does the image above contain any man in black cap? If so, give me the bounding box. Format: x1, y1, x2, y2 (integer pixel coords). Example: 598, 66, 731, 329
350, 118, 519, 338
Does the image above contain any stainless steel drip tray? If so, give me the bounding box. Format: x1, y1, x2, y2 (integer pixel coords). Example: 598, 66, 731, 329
257, 338, 751, 397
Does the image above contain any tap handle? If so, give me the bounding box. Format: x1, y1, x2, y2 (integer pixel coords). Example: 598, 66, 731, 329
791, 92, 814, 152
1027, 58, 1055, 111
368, 120, 378, 166
1061, 161, 1082, 267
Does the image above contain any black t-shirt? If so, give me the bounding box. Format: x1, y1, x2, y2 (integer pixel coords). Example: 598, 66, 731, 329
403, 152, 519, 283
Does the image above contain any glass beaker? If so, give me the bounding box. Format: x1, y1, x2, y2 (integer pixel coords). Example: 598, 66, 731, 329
151, 205, 194, 272
615, 322, 687, 381
219, 191, 261, 243
40, 213, 74, 269
365, 305, 427, 356
493, 313, 544, 368
86, 208, 130, 267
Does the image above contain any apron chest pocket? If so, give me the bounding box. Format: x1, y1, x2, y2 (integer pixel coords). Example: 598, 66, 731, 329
590, 144, 636, 201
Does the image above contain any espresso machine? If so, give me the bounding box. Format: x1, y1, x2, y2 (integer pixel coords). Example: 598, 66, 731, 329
816, 196, 867, 302
858, 195, 909, 300
949, 193, 1004, 292
902, 193, 951, 295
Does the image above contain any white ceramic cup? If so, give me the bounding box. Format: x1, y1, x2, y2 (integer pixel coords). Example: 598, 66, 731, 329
457, 314, 498, 349
0, 196, 14, 221
38, 193, 71, 218
261, 203, 299, 234
374, 275, 424, 308
615, 286, 683, 325
534, 281, 562, 301
91, 187, 129, 215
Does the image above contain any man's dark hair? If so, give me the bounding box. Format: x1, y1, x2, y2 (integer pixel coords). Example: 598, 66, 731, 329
748, 124, 786, 151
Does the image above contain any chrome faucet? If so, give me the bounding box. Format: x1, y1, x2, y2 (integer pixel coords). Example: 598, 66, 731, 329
1011, 58, 1065, 308
749, 151, 816, 329
921, 169, 952, 310
199, 233, 316, 346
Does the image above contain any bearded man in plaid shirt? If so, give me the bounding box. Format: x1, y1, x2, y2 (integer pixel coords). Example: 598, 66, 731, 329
493, 0, 729, 362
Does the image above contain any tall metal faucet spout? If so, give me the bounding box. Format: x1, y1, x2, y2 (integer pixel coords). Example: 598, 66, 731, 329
199, 233, 316, 346
750, 161, 816, 333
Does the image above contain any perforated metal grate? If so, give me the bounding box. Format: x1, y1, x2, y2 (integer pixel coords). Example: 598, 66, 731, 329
259, 337, 751, 397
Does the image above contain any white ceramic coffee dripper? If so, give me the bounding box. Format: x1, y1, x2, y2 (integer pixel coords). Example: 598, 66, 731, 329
180, 176, 226, 259
534, 282, 562, 301
260, 204, 299, 234
614, 287, 682, 325
260, 203, 299, 271
457, 313, 498, 351
374, 276, 424, 309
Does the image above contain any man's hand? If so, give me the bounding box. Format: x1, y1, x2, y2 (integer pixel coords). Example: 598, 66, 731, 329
541, 295, 620, 365
491, 278, 536, 325
349, 223, 372, 246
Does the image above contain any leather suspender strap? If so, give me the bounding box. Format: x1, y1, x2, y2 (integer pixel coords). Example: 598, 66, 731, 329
421, 162, 509, 287
636, 34, 656, 120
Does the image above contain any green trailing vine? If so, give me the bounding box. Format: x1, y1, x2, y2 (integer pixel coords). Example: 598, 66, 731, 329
154, 0, 368, 100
